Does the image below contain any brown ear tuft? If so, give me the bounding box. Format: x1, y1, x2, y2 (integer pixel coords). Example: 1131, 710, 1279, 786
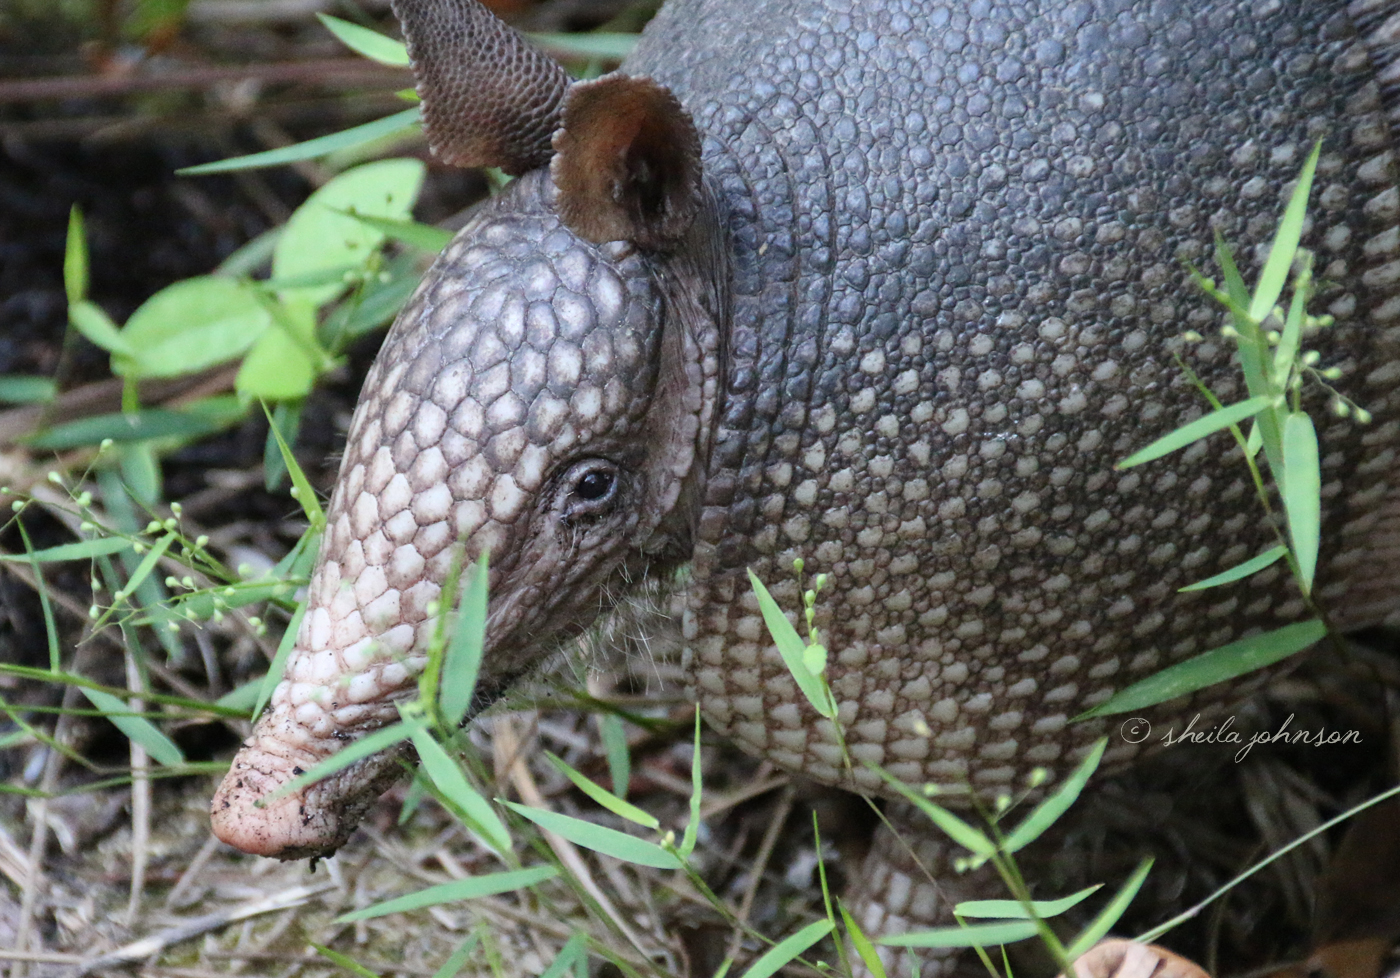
391, 0, 570, 175
550, 74, 703, 250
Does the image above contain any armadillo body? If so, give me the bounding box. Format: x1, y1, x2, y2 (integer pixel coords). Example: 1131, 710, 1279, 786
213, 0, 1400, 865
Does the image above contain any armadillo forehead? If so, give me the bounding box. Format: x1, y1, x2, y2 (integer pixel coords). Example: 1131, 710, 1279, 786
211, 172, 668, 858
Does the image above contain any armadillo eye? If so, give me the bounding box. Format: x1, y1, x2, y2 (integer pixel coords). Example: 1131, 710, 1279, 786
576, 469, 614, 501
560, 460, 620, 521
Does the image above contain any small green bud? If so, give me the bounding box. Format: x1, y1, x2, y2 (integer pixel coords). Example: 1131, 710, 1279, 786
47, 471, 62, 485
994, 794, 1011, 813
1302, 350, 1321, 366
952, 857, 969, 873
10, 500, 23, 513
170, 502, 182, 516
804, 588, 816, 608
248, 617, 262, 629
99, 438, 114, 451
181, 576, 194, 588
79, 521, 95, 532
1332, 399, 1350, 417
165, 576, 178, 588
195, 535, 209, 548
922, 782, 940, 797
88, 605, 100, 619
145, 521, 163, 534
912, 718, 931, 737
1182, 330, 1203, 342
113, 589, 127, 602
793, 557, 804, 575
1265, 329, 1280, 344
1027, 767, 1050, 789
167, 621, 180, 632
814, 573, 827, 591
162, 518, 177, 531
1220, 325, 1239, 339
76, 491, 92, 507
132, 542, 146, 554
1355, 407, 1373, 424
1321, 366, 1343, 380
212, 609, 224, 622
290, 486, 301, 499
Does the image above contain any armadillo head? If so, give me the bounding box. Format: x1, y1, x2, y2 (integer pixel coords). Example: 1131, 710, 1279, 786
210, 0, 725, 858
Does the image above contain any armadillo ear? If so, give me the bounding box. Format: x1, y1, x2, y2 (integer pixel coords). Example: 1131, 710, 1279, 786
550, 74, 703, 250
390, 0, 570, 175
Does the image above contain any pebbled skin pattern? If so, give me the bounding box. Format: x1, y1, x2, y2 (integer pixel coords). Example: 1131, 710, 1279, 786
213, 0, 1400, 864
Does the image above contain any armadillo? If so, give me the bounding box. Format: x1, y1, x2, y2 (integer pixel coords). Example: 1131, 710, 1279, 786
212, 0, 1400, 921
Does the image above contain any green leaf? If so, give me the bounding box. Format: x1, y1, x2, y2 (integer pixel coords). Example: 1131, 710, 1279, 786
236, 299, 326, 401
748, 570, 834, 718
1065, 858, 1154, 959
1281, 412, 1321, 595
870, 766, 995, 858
65, 205, 88, 305
0, 376, 57, 405
339, 211, 453, 253
336, 866, 558, 922
81, 687, 185, 766
273, 159, 425, 308
501, 801, 683, 869
955, 884, 1103, 919
1249, 141, 1321, 324
112, 277, 273, 379
877, 921, 1039, 949
317, 14, 410, 65
264, 721, 410, 803
544, 752, 658, 830
178, 108, 421, 175
25, 397, 247, 450
440, 551, 488, 727
740, 919, 833, 978
254, 598, 305, 720
527, 32, 637, 61
406, 712, 513, 856
0, 537, 132, 564
1117, 396, 1271, 469
1078, 619, 1327, 718
840, 904, 887, 978
1002, 738, 1106, 853
69, 300, 134, 357
600, 713, 630, 799
1180, 545, 1289, 593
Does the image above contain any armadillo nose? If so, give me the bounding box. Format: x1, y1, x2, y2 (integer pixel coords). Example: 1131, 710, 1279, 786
210, 746, 348, 859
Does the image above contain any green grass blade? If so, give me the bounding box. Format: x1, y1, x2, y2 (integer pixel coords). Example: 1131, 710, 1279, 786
120, 532, 175, 601
527, 32, 637, 60
870, 766, 995, 857
877, 921, 1039, 948
840, 904, 887, 978
310, 943, 380, 978
1078, 619, 1327, 718
0, 537, 132, 564
430, 935, 480, 978
441, 551, 487, 727
1249, 141, 1321, 324
262, 401, 326, 531
538, 934, 588, 978
406, 713, 512, 856
600, 713, 631, 799
0, 376, 57, 405
317, 14, 409, 65
339, 211, 453, 253
1065, 858, 1154, 959
254, 598, 306, 720
679, 705, 703, 858
336, 866, 558, 922
1179, 545, 1288, 592
749, 569, 833, 718
955, 884, 1103, 920
1117, 396, 1271, 469
1002, 738, 1106, 853
178, 108, 421, 175
1273, 270, 1310, 385
81, 687, 185, 766
26, 400, 246, 450
65, 204, 88, 305
544, 752, 657, 829
1281, 412, 1321, 595
741, 919, 833, 978
263, 721, 410, 802
501, 801, 682, 869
